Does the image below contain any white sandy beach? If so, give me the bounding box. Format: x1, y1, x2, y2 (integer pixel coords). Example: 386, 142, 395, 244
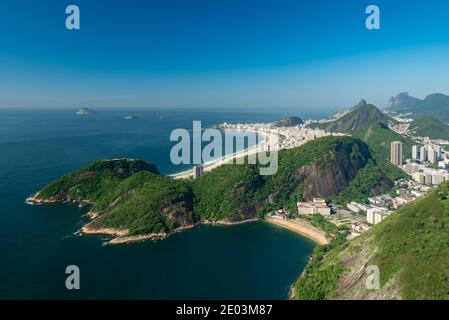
170, 129, 279, 180
266, 217, 330, 246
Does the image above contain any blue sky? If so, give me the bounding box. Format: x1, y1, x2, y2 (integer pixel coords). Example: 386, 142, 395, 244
1, 0, 449, 110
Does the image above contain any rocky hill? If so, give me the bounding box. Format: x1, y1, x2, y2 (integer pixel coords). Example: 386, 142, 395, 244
294, 182, 449, 300
385, 92, 420, 111
311, 103, 387, 133
386, 93, 449, 122
32, 137, 400, 242
75, 108, 96, 116
272, 116, 304, 127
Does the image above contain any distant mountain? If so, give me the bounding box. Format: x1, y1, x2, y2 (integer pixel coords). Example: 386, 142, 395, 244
408, 116, 449, 140
76, 108, 96, 116
385, 92, 420, 111
386, 93, 449, 122
273, 116, 304, 127
315, 103, 387, 133
294, 181, 449, 300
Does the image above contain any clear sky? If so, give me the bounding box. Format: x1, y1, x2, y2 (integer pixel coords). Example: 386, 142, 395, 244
1, 0, 449, 110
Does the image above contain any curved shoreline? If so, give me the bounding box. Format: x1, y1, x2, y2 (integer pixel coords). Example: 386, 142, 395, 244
169, 129, 279, 180
265, 217, 330, 246
81, 216, 328, 246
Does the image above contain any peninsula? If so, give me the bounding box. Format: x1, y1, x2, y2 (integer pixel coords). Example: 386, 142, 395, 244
28, 134, 401, 245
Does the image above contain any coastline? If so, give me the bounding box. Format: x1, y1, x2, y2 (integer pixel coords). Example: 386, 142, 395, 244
169, 129, 279, 180
27, 191, 330, 246
81, 219, 262, 245
265, 217, 330, 246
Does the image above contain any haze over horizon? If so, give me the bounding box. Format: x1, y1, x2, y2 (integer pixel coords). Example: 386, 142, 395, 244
1, 0, 449, 110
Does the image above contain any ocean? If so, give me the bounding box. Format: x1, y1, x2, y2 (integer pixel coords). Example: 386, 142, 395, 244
0, 108, 326, 299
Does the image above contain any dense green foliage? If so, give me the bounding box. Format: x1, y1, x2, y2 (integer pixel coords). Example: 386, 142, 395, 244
38, 159, 159, 202
409, 116, 449, 140
295, 182, 449, 300
90, 172, 196, 235
294, 234, 348, 299
307, 215, 339, 236
332, 160, 393, 205
191, 164, 264, 221
373, 185, 449, 299
310, 104, 387, 133
37, 137, 397, 236
352, 121, 414, 160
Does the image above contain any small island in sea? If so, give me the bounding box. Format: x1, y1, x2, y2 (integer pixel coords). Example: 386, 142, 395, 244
75, 108, 97, 116
124, 115, 142, 120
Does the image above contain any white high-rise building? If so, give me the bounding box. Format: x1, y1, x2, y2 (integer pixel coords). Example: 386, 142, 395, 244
412, 145, 420, 160
391, 141, 403, 166
428, 148, 438, 164
420, 146, 427, 162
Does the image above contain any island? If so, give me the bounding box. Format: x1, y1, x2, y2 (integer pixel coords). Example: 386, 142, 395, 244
75, 108, 96, 116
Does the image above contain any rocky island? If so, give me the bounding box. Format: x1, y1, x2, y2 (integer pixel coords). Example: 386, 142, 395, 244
75, 108, 96, 116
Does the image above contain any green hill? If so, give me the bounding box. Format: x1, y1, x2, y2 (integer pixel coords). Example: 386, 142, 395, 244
273, 116, 304, 127
408, 116, 449, 140
294, 182, 449, 300
311, 104, 387, 133
34, 137, 401, 239
352, 121, 415, 161
37, 158, 160, 203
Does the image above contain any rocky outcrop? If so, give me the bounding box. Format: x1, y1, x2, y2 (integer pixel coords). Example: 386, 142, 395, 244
273, 116, 304, 128
75, 108, 96, 115
296, 146, 369, 200
326, 104, 386, 133
385, 92, 420, 110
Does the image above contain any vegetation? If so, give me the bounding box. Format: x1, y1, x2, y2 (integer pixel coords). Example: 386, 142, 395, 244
294, 182, 449, 300
273, 116, 304, 127
310, 104, 387, 133
332, 160, 393, 205
294, 234, 348, 300
36, 137, 397, 236
38, 158, 159, 202
90, 172, 196, 235
388, 93, 449, 122
352, 121, 414, 160
408, 116, 449, 140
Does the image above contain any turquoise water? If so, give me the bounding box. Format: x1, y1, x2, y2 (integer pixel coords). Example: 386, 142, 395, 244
0, 109, 317, 299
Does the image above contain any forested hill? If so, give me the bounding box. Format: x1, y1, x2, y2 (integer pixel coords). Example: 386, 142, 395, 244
294, 182, 449, 300
311, 103, 387, 133
32, 137, 401, 239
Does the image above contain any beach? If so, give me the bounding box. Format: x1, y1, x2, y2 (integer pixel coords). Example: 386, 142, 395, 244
266, 217, 330, 246
170, 129, 279, 180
